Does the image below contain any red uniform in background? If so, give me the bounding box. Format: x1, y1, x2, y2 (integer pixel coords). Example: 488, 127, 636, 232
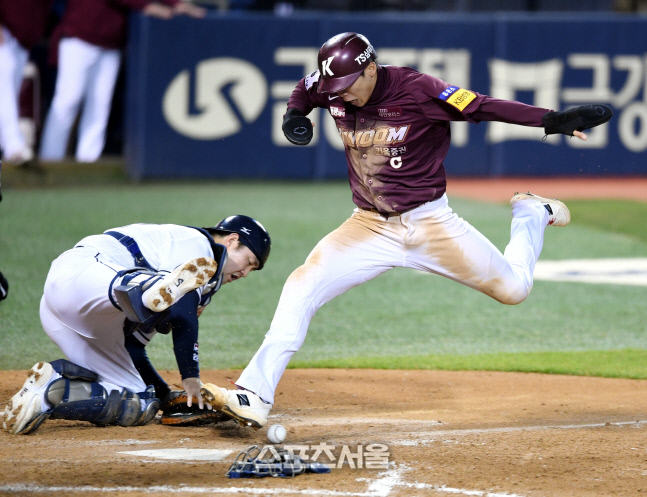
0, 0, 54, 164
40, 0, 203, 163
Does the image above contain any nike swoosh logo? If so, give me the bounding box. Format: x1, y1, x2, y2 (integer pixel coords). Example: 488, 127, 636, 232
328, 95, 339, 100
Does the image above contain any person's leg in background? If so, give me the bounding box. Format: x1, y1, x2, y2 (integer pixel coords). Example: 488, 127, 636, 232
75, 47, 121, 162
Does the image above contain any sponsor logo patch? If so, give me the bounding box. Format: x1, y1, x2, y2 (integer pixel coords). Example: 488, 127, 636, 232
304, 70, 320, 91
438, 85, 476, 112
378, 106, 402, 118
330, 106, 346, 118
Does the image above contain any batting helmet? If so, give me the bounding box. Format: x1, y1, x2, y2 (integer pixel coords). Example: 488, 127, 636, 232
317, 32, 377, 94
209, 215, 271, 270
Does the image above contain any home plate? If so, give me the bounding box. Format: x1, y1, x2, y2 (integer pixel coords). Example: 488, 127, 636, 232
118, 449, 233, 461
534, 258, 647, 286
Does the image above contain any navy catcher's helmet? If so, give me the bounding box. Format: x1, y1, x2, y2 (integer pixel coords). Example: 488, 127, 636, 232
210, 215, 271, 270
317, 32, 377, 94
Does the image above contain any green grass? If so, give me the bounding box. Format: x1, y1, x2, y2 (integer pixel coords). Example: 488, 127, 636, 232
566, 199, 647, 244
290, 349, 647, 379
1, 178, 646, 378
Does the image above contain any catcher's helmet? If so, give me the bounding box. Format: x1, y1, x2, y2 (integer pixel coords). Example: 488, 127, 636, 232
210, 215, 271, 270
317, 32, 377, 94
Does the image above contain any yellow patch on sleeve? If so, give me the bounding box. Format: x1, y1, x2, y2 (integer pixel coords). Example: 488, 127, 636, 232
446, 88, 476, 111
438, 85, 477, 112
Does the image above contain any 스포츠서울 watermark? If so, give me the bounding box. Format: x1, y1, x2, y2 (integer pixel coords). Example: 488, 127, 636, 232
257, 442, 391, 469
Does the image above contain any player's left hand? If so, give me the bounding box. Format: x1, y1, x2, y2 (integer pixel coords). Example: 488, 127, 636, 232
182, 377, 211, 409
542, 104, 613, 139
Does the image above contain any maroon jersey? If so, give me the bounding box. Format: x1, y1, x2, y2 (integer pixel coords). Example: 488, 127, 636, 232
56, 0, 177, 50
288, 65, 550, 215
0, 0, 54, 50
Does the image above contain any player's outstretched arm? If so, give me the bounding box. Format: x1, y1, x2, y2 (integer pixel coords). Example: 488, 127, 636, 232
542, 104, 613, 141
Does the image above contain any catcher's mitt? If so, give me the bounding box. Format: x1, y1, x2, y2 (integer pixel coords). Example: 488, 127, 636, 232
542, 104, 612, 137
161, 390, 228, 426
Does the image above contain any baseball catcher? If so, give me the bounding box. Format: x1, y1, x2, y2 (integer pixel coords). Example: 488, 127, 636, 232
3, 216, 271, 434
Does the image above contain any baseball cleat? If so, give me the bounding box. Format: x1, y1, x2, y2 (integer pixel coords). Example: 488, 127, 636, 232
3, 362, 55, 434
510, 192, 571, 227
142, 257, 217, 312
200, 383, 271, 430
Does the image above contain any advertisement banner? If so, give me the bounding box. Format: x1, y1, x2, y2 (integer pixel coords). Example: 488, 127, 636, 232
125, 13, 647, 179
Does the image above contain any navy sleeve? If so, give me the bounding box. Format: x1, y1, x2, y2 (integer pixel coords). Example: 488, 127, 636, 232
124, 334, 171, 400
167, 291, 201, 380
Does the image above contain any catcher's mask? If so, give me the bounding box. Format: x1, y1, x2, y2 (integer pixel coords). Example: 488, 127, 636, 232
206, 215, 271, 270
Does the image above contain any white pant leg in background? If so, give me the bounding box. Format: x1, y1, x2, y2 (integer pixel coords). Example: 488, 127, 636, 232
75, 43, 121, 162
404, 194, 548, 305
40, 38, 121, 162
238, 195, 550, 403
0, 27, 29, 158
39, 247, 146, 394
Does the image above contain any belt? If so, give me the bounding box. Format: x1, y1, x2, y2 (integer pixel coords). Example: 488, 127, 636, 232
362, 208, 401, 218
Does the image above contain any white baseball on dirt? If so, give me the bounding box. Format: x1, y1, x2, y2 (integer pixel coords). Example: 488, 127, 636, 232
267, 424, 287, 444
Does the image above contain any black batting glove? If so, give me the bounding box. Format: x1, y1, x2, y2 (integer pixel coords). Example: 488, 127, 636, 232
542, 104, 613, 137
282, 108, 313, 146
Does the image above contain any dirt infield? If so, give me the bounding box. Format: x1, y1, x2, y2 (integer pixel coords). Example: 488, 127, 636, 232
446, 176, 647, 202
2, 368, 646, 497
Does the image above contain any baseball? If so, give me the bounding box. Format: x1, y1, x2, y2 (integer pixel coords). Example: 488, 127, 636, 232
267, 424, 287, 444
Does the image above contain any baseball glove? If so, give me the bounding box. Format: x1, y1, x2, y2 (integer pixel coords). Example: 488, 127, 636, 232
282, 108, 313, 146
542, 104, 613, 137
161, 390, 228, 426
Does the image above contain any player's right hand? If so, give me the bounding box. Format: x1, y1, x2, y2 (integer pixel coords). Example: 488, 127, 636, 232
182, 377, 210, 410
282, 108, 313, 146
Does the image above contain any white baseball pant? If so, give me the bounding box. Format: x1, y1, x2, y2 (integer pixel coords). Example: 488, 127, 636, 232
237, 194, 549, 403
39, 246, 148, 402
40, 37, 121, 162
0, 27, 29, 159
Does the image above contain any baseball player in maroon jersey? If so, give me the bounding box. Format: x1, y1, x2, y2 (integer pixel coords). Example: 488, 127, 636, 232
39, 0, 205, 163
201, 32, 613, 428
0, 0, 54, 165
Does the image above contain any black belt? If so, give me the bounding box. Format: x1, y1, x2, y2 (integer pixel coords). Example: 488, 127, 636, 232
104, 231, 154, 270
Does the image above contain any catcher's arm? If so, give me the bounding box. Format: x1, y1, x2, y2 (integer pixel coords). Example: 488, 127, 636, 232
124, 333, 172, 400
542, 104, 613, 141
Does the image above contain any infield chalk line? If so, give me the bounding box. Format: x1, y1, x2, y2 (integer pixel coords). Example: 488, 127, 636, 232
0, 478, 527, 497
388, 419, 647, 445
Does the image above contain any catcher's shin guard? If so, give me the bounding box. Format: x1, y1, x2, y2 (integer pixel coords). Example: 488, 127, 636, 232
141, 257, 217, 312
113, 257, 217, 323
3, 358, 160, 434
113, 270, 163, 323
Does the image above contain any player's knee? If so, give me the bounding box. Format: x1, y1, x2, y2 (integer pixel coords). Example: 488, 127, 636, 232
492, 286, 530, 305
